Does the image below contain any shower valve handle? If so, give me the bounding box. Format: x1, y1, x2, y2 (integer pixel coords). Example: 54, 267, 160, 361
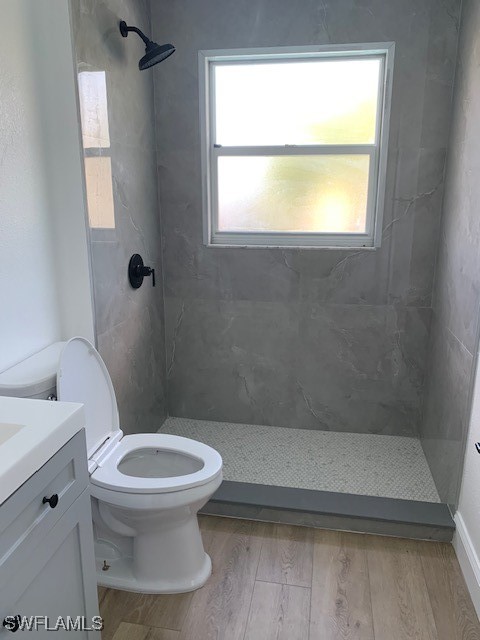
128, 254, 156, 288
140, 266, 156, 287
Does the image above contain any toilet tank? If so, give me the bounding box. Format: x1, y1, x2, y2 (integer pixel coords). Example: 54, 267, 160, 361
0, 343, 66, 400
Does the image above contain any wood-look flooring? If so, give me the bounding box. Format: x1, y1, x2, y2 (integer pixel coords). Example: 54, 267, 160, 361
98, 515, 480, 640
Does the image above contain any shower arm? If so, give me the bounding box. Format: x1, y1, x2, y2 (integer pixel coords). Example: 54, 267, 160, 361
119, 21, 151, 46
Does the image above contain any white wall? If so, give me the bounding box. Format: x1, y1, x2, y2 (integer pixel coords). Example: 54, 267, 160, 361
454, 352, 480, 617
0, 0, 94, 373
28, 0, 96, 345
0, 0, 62, 371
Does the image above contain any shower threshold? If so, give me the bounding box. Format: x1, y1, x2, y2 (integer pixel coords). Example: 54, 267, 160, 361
159, 417, 454, 541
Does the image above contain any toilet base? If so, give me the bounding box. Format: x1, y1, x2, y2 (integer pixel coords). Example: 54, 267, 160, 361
96, 551, 212, 594
90, 473, 223, 595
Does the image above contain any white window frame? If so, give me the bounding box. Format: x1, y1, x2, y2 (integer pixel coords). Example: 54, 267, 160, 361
199, 43, 395, 249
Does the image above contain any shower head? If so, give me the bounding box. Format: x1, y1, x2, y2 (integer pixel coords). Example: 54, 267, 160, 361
139, 41, 175, 70
119, 20, 175, 70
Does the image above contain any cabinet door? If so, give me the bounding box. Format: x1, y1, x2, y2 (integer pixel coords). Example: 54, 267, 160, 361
0, 490, 100, 639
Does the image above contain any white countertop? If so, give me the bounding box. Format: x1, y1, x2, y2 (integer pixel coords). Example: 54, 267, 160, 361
0, 396, 85, 505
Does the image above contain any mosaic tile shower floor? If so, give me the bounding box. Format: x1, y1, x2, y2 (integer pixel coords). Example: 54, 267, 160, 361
159, 417, 440, 503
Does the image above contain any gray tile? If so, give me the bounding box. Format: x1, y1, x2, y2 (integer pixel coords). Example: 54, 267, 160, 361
421, 315, 474, 505
386, 148, 447, 307
420, 0, 480, 508
71, 0, 167, 432
73, 0, 157, 151
165, 297, 430, 434
98, 302, 167, 435
160, 417, 440, 501
297, 247, 390, 306
430, 1, 480, 355
209, 481, 449, 524
153, 0, 460, 438
164, 244, 301, 303
165, 298, 298, 426
294, 304, 430, 435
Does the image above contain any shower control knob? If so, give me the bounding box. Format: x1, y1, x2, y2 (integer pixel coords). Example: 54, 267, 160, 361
128, 254, 156, 289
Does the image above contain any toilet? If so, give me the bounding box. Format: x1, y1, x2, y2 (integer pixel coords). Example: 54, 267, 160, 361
0, 337, 223, 594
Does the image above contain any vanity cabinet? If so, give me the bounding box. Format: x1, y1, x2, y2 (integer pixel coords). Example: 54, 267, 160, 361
0, 431, 100, 638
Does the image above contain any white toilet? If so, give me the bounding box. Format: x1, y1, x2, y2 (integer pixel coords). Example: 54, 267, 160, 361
0, 337, 223, 594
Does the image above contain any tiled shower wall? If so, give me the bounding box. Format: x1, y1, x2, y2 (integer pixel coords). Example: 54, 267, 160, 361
70, 0, 167, 434
421, 0, 480, 505
151, 0, 460, 435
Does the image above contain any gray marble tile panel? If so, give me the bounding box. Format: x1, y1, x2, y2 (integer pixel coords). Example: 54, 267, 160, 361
165, 298, 430, 434
71, 0, 167, 431
294, 303, 430, 435
98, 300, 166, 435
152, 0, 460, 437
432, 140, 480, 354
421, 315, 474, 505
165, 298, 299, 427
72, 0, 157, 151
420, 0, 480, 507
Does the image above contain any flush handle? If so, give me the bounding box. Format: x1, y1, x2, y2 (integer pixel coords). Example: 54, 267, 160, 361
42, 493, 59, 509
128, 254, 155, 289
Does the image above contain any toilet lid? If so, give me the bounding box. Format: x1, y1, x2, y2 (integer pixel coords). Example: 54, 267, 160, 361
57, 337, 120, 458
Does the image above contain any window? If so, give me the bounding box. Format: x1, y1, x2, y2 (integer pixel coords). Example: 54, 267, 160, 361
199, 44, 394, 248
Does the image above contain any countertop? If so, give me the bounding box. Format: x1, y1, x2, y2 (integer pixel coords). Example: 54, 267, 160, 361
0, 396, 85, 505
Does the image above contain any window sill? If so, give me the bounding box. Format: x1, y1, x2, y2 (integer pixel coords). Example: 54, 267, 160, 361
204, 242, 379, 251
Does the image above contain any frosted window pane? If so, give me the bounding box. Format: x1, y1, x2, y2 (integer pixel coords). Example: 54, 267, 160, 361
217, 155, 370, 233
215, 59, 380, 145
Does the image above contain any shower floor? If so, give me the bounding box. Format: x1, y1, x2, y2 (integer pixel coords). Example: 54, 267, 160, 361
159, 417, 440, 503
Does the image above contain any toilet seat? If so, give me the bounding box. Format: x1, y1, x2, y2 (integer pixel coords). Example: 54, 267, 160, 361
90, 433, 222, 494
57, 338, 222, 495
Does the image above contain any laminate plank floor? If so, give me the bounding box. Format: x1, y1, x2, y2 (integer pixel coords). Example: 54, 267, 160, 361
99, 516, 480, 640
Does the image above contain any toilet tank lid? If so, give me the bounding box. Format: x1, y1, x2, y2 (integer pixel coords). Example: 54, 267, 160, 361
0, 343, 66, 397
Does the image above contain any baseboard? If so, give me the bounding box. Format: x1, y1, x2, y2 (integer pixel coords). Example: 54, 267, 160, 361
453, 512, 480, 618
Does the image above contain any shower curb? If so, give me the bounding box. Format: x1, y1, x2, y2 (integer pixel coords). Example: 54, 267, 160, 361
201, 481, 455, 541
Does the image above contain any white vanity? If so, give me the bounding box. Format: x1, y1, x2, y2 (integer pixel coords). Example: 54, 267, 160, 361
0, 397, 100, 637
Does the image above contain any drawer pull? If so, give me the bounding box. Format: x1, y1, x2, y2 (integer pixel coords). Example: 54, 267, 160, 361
3, 615, 21, 632
42, 493, 59, 509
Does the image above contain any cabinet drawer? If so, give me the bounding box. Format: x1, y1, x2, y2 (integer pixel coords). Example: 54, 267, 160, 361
0, 430, 88, 579
0, 488, 99, 638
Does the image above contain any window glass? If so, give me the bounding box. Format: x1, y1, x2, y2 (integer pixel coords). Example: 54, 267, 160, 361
217, 155, 370, 233
201, 46, 393, 247
214, 58, 381, 146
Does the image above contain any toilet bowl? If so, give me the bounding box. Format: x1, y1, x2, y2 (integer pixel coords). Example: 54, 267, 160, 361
87, 433, 222, 593
0, 337, 223, 594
